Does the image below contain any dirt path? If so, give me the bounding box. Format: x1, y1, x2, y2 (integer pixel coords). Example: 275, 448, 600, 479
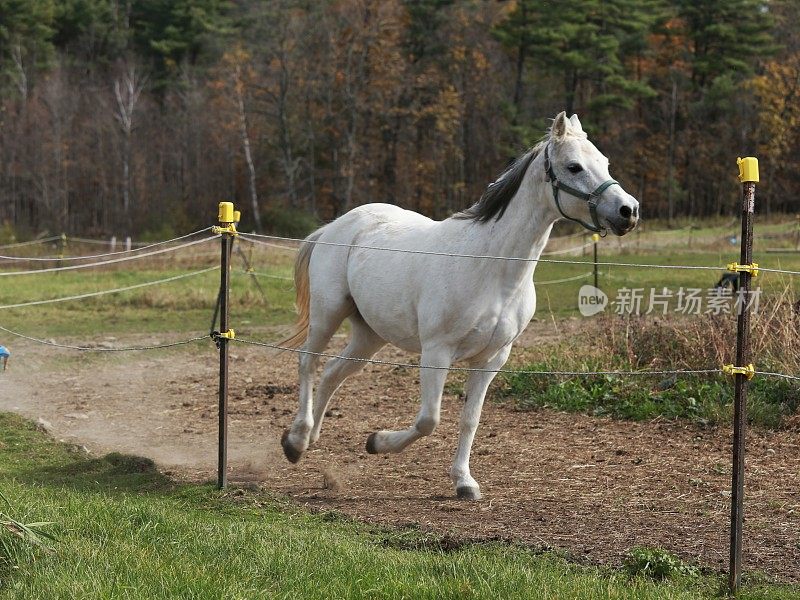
1, 332, 798, 582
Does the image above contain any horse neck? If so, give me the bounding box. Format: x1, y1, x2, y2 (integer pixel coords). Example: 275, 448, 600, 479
464, 159, 558, 283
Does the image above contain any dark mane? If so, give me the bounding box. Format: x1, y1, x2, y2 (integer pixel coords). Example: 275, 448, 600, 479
454, 144, 542, 223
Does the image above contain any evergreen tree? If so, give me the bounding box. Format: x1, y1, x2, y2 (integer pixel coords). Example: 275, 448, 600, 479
494, 0, 659, 121
676, 0, 774, 92
0, 0, 55, 95
130, 0, 232, 84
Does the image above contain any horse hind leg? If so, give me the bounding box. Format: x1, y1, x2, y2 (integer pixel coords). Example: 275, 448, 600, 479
281, 297, 354, 464
309, 314, 386, 445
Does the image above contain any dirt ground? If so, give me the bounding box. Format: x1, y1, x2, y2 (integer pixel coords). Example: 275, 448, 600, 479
1, 324, 798, 582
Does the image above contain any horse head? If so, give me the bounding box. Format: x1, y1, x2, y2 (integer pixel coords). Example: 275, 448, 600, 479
545, 111, 639, 235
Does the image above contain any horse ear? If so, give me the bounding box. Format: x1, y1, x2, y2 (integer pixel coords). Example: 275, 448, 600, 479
569, 114, 583, 132
551, 111, 568, 139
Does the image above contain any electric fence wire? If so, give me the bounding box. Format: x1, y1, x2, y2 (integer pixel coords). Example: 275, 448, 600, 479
240, 232, 800, 276
229, 336, 721, 376
534, 271, 593, 285
0, 236, 61, 250
0, 227, 214, 262
0, 235, 218, 276
238, 233, 724, 272
0, 266, 219, 309
236, 269, 293, 281
0, 324, 209, 352
541, 241, 593, 256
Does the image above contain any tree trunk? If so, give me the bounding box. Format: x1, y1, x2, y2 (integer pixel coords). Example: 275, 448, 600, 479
234, 75, 262, 231
667, 78, 677, 225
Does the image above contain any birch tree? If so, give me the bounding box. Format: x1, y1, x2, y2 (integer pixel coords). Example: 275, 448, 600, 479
113, 63, 146, 231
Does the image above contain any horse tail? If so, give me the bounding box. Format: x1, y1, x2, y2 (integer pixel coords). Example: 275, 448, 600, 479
278, 227, 325, 350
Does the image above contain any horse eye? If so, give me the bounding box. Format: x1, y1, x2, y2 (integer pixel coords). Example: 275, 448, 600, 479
567, 163, 583, 174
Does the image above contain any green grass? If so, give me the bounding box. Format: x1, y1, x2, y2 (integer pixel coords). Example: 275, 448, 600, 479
1, 412, 797, 599
498, 363, 800, 429
0, 267, 296, 338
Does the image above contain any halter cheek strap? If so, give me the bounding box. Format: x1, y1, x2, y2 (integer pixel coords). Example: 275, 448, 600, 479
544, 144, 619, 234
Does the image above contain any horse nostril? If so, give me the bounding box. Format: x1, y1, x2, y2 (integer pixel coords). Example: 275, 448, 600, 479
619, 205, 632, 219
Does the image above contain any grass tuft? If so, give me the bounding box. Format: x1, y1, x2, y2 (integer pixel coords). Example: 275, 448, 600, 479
624, 547, 700, 581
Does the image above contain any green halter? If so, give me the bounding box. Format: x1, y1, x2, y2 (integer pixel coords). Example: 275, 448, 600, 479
544, 144, 619, 233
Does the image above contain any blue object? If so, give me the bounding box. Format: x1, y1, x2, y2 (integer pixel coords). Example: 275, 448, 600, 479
0, 346, 9, 358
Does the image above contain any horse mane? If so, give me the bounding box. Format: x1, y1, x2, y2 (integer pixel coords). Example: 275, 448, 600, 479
454, 125, 587, 223
453, 139, 547, 223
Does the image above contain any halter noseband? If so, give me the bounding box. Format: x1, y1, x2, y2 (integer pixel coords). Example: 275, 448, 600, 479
544, 144, 619, 233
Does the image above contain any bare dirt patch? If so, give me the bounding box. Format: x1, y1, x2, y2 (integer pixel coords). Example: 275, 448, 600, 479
1, 331, 798, 582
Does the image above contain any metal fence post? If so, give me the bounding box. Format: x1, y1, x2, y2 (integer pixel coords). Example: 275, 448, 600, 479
58, 233, 67, 272
728, 156, 759, 595
214, 201, 237, 490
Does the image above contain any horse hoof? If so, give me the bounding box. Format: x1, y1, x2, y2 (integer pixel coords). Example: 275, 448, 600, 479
365, 432, 379, 454
456, 486, 482, 501
281, 430, 303, 464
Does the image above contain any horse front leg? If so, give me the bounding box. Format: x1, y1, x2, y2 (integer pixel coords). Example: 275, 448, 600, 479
450, 345, 512, 501
365, 349, 451, 454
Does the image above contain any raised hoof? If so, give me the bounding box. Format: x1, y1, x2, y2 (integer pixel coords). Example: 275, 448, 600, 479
365, 432, 379, 454
456, 486, 482, 501
281, 429, 303, 464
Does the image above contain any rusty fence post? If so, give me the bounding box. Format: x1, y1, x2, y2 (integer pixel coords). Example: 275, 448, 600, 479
213, 202, 237, 490
727, 157, 759, 595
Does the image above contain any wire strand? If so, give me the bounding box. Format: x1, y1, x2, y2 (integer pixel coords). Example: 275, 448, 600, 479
0, 236, 218, 276
758, 267, 800, 276
0, 228, 213, 262
238, 233, 724, 272
229, 337, 719, 376
0, 236, 61, 250
235, 269, 293, 281
756, 370, 800, 382
0, 325, 209, 352
541, 242, 593, 256
0, 266, 219, 309
535, 271, 592, 285
69, 237, 154, 248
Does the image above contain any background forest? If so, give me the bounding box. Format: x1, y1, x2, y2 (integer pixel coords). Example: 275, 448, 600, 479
0, 0, 796, 238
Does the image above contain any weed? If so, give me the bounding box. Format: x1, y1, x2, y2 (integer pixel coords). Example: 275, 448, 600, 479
624, 547, 699, 580
499, 359, 799, 428
0, 489, 56, 578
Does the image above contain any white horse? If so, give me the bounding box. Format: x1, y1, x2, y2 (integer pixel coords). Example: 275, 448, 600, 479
279, 112, 638, 500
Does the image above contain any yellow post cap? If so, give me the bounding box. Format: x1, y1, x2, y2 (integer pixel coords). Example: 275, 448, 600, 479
218, 202, 235, 223
592, 233, 600, 242
233, 210, 241, 223
737, 157, 759, 183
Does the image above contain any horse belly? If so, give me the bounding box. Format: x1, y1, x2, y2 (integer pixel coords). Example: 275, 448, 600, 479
453, 291, 536, 362
347, 256, 423, 353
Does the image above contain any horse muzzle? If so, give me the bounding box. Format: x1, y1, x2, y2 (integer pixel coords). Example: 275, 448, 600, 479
601, 196, 639, 236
